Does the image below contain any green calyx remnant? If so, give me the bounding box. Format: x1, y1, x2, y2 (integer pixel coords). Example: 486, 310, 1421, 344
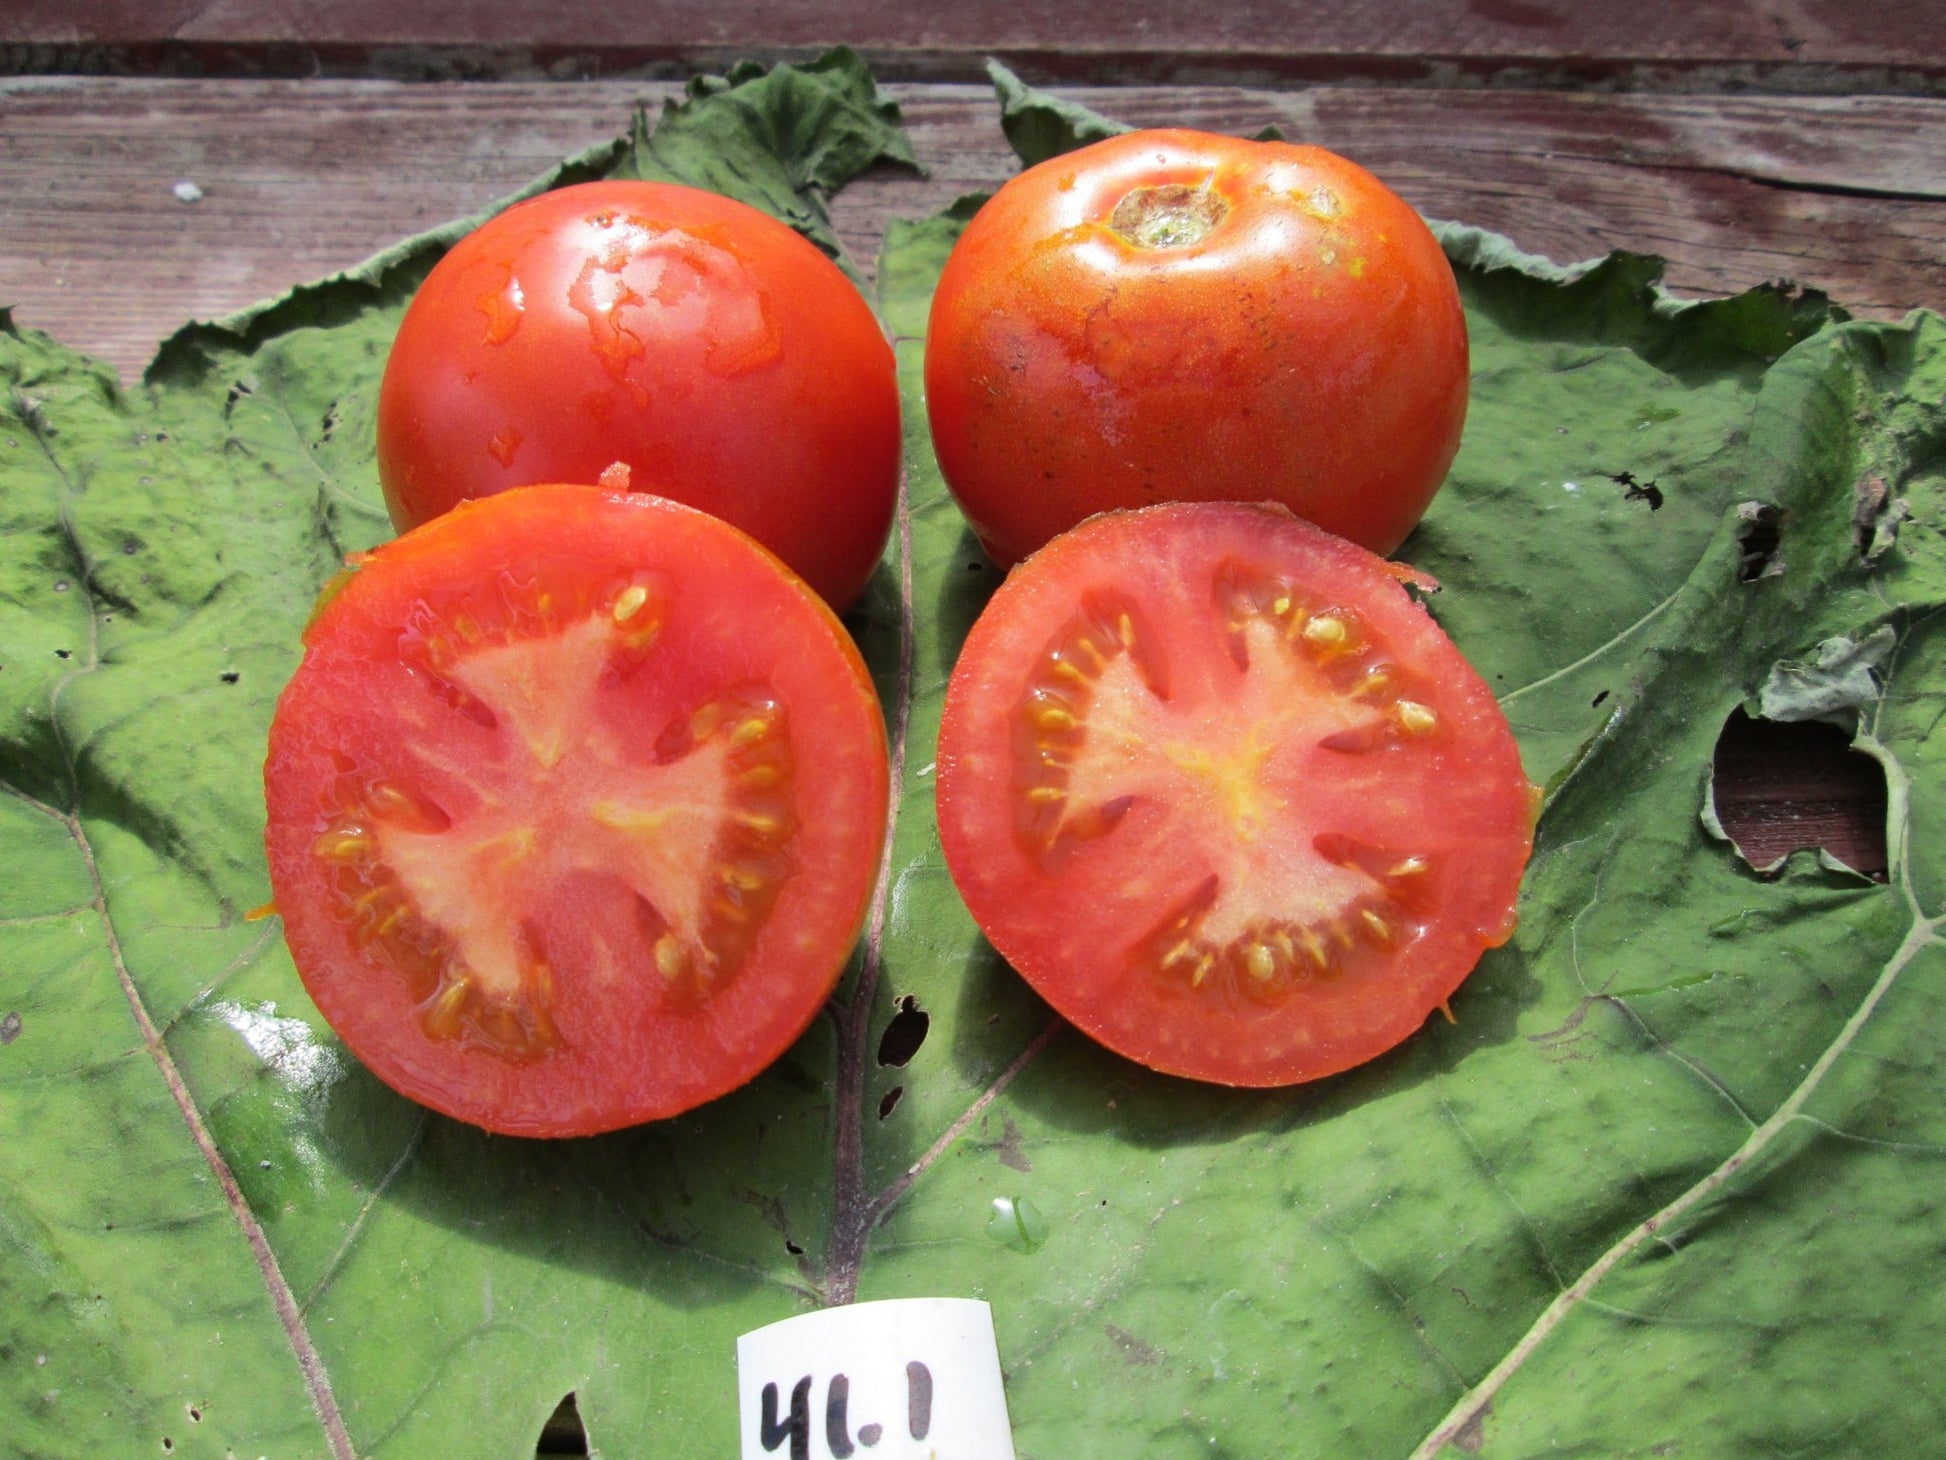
4, 50, 1945, 1460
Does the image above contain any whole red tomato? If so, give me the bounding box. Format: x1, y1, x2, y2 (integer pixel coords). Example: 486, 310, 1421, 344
377, 180, 899, 610
924, 129, 1468, 565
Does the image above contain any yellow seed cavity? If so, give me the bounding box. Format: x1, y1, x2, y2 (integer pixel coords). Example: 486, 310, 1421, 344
1350, 667, 1393, 698
730, 715, 774, 748
1244, 943, 1276, 982
369, 783, 410, 813
423, 977, 472, 1035
1303, 615, 1347, 648
721, 865, 766, 891
1050, 659, 1090, 684
1190, 954, 1214, 988
654, 935, 687, 979
1396, 701, 1438, 735
313, 827, 369, 860
1034, 706, 1076, 733
739, 764, 783, 789
1388, 856, 1430, 878
1360, 909, 1394, 944
612, 584, 649, 622
1116, 613, 1136, 647
1162, 940, 1196, 968
1296, 928, 1330, 968
737, 810, 785, 835
1026, 785, 1066, 804
1271, 595, 1292, 616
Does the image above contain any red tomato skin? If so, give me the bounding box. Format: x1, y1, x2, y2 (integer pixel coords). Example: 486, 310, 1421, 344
935, 502, 1530, 1088
264, 486, 889, 1136
376, 180, 900, 611
924, 129, 1468, 567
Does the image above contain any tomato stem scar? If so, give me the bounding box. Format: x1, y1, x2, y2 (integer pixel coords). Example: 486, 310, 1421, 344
1108, 183, 1228, 250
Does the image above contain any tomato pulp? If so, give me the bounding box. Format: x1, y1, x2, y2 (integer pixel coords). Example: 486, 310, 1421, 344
936, 503, 1531, 1086
924, 129, 1469, 567
264, 486, 889, 1135
376, 180, 900, 610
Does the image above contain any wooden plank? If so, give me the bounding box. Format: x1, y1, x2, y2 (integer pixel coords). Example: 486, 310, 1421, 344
1713, 713, 1888, 879
4, 0, 1945, 92
3, 78, 1939, 386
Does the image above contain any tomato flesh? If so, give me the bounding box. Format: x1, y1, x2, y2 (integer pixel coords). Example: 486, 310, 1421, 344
265, 485, 888, 1135
936, 503, 1530, 1086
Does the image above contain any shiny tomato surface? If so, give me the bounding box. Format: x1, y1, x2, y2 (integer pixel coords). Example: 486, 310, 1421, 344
376, 180, 899, 610
936, 503, 1531, 1086
924, 129, 1469, 567
264, 485, 889, 1135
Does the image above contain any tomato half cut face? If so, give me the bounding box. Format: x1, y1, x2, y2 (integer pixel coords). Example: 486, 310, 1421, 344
264, 485, 888, 1135
935, 503, 1532, 1087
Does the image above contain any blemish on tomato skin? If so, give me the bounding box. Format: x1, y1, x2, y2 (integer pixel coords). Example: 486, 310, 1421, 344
475, 267, 525, 346
567, 245, 651, 396
486, 427, 522, 467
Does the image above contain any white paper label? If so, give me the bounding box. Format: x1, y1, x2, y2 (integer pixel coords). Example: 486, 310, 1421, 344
736, 1298, 1016, 1460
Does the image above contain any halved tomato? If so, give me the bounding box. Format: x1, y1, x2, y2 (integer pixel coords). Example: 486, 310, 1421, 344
264, 485, 888, 1136
935, 503, 1531, 1086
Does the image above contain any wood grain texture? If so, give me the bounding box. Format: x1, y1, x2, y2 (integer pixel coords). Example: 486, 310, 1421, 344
3, 0, 1945, 92
2, 78, 1940, 385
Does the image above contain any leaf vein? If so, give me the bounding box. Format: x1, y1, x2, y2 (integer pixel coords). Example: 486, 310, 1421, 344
1408, 894, 1935, 1459
20, 764, 358, 1456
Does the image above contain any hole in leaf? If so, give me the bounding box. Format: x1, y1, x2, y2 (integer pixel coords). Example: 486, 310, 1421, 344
878, 1084, 905, 1119
220, 671, 240, 684
876, 996, 929, 1067
785, 1238, 805, 1256
1736, 502, 1784, 582
536, 1391, 587, 1456
1590, 690, 1610, 708
1711, 708, 1886, 879
1852, 474, 1910, 562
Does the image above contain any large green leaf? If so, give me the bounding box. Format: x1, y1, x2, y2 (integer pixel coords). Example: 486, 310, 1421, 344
5, 56, 1943, 1459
